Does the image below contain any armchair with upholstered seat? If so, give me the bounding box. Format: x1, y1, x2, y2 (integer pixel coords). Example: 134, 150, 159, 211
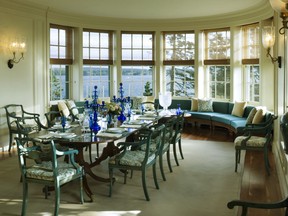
16, 137, 84, 216
234, 114, 277, 175
108, 126, 164, 201
4, 104, 41, 152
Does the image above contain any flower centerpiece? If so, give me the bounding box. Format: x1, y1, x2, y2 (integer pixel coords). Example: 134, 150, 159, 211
106, 102, 122, 125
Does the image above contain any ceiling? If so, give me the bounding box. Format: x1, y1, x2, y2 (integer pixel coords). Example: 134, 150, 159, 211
15, 0, 270, 20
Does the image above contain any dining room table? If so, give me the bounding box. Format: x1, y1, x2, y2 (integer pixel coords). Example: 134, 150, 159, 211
29, 114, 163, 201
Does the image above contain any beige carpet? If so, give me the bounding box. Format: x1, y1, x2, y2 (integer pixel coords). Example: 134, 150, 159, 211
0, 139, 242, 216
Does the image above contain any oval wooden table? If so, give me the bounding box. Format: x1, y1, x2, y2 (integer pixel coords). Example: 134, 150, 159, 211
29, 116, 162, 201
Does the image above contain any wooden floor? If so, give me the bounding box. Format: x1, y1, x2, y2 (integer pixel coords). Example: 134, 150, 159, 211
183, 125, 284, 216
1, 125, 284, 215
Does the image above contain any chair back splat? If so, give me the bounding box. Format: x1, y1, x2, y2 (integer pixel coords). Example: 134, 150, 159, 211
108, 125, 165, 201
4, 104, 42, 152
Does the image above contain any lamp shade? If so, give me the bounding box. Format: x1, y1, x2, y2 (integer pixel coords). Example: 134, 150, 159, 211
269, 0, 288, 13
262, 26, 276, 49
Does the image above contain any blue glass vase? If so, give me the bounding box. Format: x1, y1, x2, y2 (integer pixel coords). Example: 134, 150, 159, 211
118, 111, 126, 123
90, 112, 101, 134
176, 104, 182, 115
61, 116, 66, 132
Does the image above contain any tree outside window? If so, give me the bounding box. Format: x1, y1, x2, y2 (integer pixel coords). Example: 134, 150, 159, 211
163, 32, 195, 97
49, 24, 73, 101
205, 29, 230, 100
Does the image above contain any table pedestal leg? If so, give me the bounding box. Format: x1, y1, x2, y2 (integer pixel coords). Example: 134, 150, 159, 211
90, 141, 120, 167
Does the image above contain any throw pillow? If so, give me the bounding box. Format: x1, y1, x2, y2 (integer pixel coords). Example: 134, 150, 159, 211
58, 101, 70, 117
142, 96, 155, 110
198, 99, 213, 112
191, 98, 198, 111
252, 107, 266, 124
132, 96, 143, 109
66, 100, 79, 116
246, 107, 257, 124
231, 101, 246, 117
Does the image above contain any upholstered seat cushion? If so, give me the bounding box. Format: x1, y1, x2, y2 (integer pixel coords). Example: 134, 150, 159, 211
26, 161, 77, 182
234, 136, 267, 147
109, 151, 156, 166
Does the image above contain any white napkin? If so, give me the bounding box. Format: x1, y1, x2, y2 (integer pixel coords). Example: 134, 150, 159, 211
136, 116, 157, 120
120, 124, 143, 128
96, 132, 123, 138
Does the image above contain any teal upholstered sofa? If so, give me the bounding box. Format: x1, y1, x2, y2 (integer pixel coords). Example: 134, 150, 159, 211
155, 99, 271, 136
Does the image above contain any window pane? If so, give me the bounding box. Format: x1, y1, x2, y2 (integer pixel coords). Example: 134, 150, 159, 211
50, 46, 58, 58
50, 65, 70, 100
59, 30, 66, 46
83, 65, 110, 98
121, 32, 153, 61
244, 65, 260, 102
122, 66, 153, 97
165, 66, 195, 97
50, 29, 58, 45
101, 33, 109, 48
59, 47, 66, 59
164, 32, 195, 61
207, 30, 230, 59
83, 30, 112, 61
133, 34, 142, 48
90, 33, 99, 47
83, 32, 89, 47
208, 65, 230, 100
122, 34, 131, 48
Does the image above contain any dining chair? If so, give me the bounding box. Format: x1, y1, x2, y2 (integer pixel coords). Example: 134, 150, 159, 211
44, 110, 61, 129
108, 127, 164, 201
4, 104, 41, 152
234, 114, 277, 175
16, 137, 84, 216
170, 112, 185, 166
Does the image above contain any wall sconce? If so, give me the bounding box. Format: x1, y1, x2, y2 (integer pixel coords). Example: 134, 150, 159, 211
7, 40, 26, 69
262, 26, 282, 68
269, 0, 288, 34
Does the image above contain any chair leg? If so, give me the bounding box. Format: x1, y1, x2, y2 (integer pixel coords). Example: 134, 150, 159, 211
79, 175, 84, 204
153, 163, 159, 190
141, 168, 150, 201
22, 181, 28, 216
264, 149, 270, 176
167, 149, 173, 173
235, 150, 239, 172
178, 139, 184, 159
173, 143, 180, 166
54, 182, 60, 216
159, 154, 166, 181
8, 132, 13, 152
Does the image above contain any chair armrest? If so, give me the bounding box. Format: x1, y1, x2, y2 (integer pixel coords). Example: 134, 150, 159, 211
23, 110, 40, 117
55, 148, 78, 156
117, 141, 143, 149
227, 197, 288, 216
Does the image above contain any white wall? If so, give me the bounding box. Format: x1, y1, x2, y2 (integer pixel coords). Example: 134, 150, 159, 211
0, 4, 47, 150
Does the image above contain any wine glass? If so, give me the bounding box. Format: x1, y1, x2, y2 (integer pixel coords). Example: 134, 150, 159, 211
159, 91, 172, 116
